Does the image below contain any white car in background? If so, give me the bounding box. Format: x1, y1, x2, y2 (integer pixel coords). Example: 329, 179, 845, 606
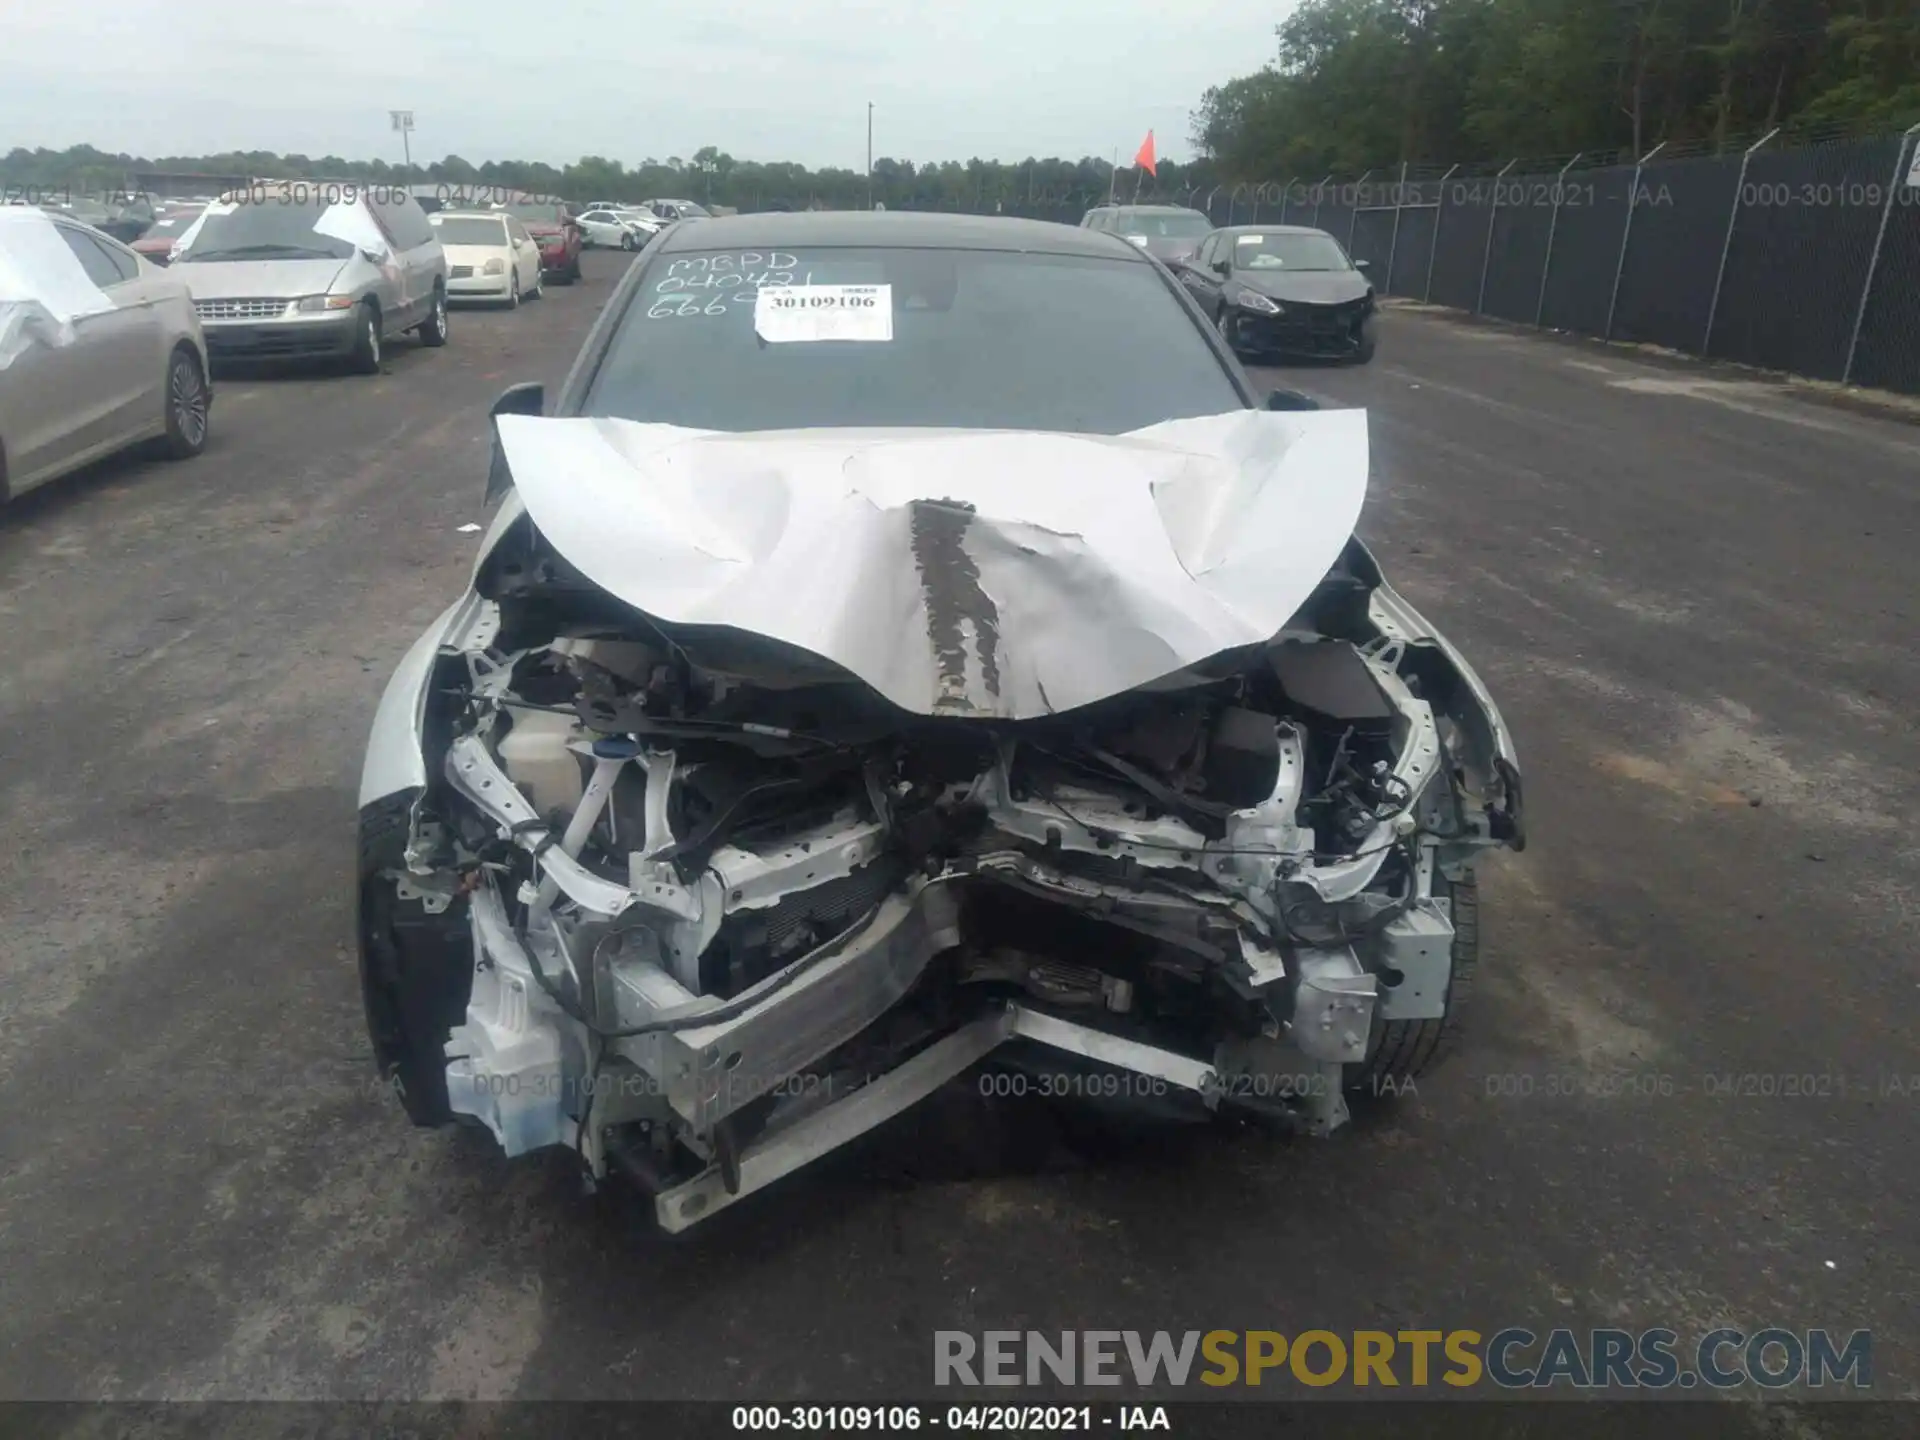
0, 207, 211, 503
575, 208, 655, 251
431, 210, 542, 308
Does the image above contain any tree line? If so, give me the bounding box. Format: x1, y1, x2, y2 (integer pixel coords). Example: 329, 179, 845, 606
1195, 0, 1920, 179
1, 144, 1222, 215
12, 1, 1911, 218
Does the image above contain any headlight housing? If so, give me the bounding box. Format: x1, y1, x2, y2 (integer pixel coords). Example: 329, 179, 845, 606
483, 258, 506, 275
296, 294, 355, 312
1236, 291, 1282, 316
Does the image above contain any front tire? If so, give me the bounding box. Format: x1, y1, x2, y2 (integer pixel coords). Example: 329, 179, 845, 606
1352, 317, 1377, 365
1215, 306, 1243, 359
348, 301, 382, 375
417, 285, 449, 347
506, 271, 521, 309
159, 346, 209, 459
1347, 870, 1479, 1093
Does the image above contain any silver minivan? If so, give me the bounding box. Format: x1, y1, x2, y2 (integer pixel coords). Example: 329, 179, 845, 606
169, 183, 449, 373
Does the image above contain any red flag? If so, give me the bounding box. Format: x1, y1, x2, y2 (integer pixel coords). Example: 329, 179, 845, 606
1134, 130, 1157, 176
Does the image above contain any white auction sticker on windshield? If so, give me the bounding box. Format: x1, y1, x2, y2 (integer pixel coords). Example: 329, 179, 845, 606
753, 284, 892, 343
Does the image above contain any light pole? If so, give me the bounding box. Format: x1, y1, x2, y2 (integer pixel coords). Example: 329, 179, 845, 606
390, 110, 415, 181
866, 102, 874, 210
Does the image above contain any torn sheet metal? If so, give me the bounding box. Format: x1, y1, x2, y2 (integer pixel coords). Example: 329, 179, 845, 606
0, 207, 114, 370
493, 408, 1369, 719
312, 201, 392, 259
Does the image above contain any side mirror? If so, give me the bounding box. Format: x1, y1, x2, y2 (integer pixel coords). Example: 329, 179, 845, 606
1354, 259, 1371, 271
1212, 259, 1231, 277
485, 382, 545, 506
1265, 388, 1320, 412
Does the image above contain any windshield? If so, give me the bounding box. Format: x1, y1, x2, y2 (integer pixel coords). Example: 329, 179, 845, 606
1232, 231, 1352, 272
176, 197, 359, 261
501, 201, 566, 226
433, 215, 509, 245
585, 245, 1242, 434
1113, 211, 1210, 239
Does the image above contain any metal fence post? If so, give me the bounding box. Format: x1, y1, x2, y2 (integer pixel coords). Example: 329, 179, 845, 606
1535, 153, 1582, 327
1383, 161, 1409, 297
1703, 127, 1778, 356
1844, 122, 1920, 386
1311, 174, 1332, 227
1424, 163, 1458, 302
1476, 159, 1519, 314
1347, 169, 1373, 249
1206, 184, 1222, 222
1277, 177, 1296, 223
1605, 141, 1666, 340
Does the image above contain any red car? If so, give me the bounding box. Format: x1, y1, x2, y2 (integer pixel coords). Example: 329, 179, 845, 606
130, 202, 208, 266
498, 198, 582, 284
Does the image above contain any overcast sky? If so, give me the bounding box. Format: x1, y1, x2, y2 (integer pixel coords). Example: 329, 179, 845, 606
5, 0, 1286, 170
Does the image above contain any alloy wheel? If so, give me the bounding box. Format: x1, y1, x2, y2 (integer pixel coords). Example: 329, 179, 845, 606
170, 354, 208, 447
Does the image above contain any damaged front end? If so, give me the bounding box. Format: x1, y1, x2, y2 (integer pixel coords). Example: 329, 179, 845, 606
357, 416, 1521, 1232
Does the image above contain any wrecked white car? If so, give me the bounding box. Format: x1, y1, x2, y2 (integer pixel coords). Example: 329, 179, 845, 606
357, 214, 1523, 1232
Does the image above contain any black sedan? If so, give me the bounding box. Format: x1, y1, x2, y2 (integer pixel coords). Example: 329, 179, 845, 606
1172, 224, 1377, 364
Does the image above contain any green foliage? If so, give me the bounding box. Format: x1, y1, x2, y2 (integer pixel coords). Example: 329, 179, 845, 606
0, 145, 1223, 217
1195, 0, 1920, 176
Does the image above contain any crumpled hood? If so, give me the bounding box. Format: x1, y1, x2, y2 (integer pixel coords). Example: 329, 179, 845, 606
491, 409, 1369, 720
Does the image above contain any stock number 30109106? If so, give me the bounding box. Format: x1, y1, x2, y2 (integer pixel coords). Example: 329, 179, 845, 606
731, 1406, 1100, 1431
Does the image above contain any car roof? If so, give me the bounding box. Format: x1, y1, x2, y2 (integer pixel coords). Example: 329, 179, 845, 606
654, 210, 1148, 259
1217, 223, 1334, 237
433, 210, 511, 222
1090, 204, 1207, 215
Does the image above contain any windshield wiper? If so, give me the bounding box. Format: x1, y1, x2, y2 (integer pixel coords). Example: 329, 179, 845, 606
183, 244, 341, 261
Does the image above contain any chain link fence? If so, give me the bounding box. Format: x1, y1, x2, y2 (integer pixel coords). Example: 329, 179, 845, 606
994, 129, 1920, 397
1149, 129, 1920, 396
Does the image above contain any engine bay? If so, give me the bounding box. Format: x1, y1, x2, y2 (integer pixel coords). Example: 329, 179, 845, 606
358, 518, 1522, 1230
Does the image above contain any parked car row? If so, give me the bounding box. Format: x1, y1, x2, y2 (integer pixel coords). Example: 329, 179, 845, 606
492, 198, 585, 283
432, 210, 544, 306
168, 186, 450, 369
0, 180, 608, 508
574, 207, 663, 251
1079, 204, 1378, 364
